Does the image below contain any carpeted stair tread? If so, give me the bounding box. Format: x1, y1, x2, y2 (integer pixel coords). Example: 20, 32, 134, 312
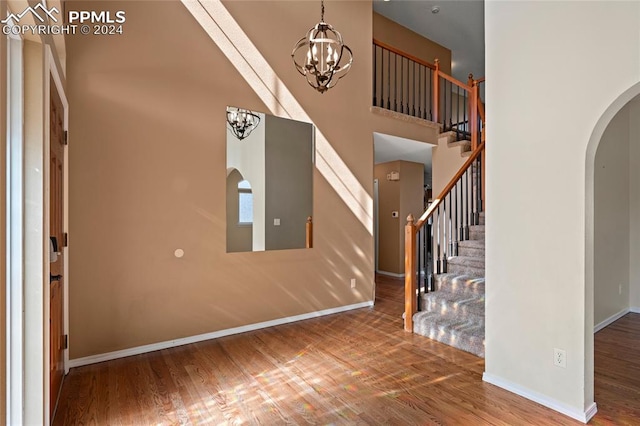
447, 256, 485, 277
435, 273, 485, 297
469, 225, 485, 234
447, 256, 484, 267
413, 310, 485, 357
458, 240, 485, 249
422, 291, 485, 319
458, 240, 485, 258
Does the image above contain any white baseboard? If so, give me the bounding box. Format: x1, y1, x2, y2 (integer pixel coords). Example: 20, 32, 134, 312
376, 270, 404, 278
630, 307, 640, 314
482, 373, 597, 423
68, 301, 374, 369
594, 308, 630, 333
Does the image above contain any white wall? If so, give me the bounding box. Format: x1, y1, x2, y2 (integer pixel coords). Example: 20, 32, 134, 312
594, 106, 630, 325
630, 99, 640, 311
226, 113, 266, 250
485, 1, 640, 421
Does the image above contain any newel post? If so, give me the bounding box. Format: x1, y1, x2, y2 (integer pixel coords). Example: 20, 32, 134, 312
404, 214, 417, 332
467, 73, 474, 132
432, 59, 440, 124
306, 216, 313, 249
470, 79, 479, 151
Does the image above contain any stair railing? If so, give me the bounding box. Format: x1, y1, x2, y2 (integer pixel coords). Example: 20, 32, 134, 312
372, 40, 485, 148
404, 141, 486, 332
373, 39, 436, 121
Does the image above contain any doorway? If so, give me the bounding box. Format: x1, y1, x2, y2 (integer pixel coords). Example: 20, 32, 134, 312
49, 75, 66, 417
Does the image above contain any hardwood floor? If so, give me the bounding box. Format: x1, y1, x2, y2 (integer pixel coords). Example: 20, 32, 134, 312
54, 275, 639, 425
592, 312, 640, 425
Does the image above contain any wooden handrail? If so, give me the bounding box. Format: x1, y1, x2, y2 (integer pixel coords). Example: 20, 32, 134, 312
438, 72, 472, 92
478, 98, 486, 123
373, 39, 437, 70
415, 141, 486, 229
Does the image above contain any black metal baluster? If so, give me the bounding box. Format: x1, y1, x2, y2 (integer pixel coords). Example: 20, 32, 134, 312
477, 154, 483, 214
442, 80, 447, 129
467, 164, 474, 226
413, 62, 417, 117
404, 58, 408, 114
428, 68, 433, 121
436, 205, 442, 274
394, 54, 398, 111
387, 50, 391, 110
418, 65, 423, 119
401, 57, 405, 114
428, 216, 434, 291
463, 88, 468, 138
373, 44, 377, 107
462, 170, 468, 240
448, 193, 453, 258
455, 85, 461, 140
454, 182, 458, 256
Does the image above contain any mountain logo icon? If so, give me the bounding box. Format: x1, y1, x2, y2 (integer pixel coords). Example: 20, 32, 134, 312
1, 2, 59, 24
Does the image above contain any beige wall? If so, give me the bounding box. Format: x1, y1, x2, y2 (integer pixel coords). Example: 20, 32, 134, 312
485, 0, 640, 419
373, 12, 451, 74
594, 105, 630, 325
66, 0, 384, 359
629, 99, 640, 310
0, 0, 7, 419
374, 160, 423, 275
432, 135, 466, 196
375, 162, 400, 274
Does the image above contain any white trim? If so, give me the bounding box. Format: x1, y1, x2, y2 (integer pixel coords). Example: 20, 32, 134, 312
482, 373, 597, 423
45, 45, 69, 422
630, 307, 640, 314
68, 301, 374, 369
594, 308, 630, 333
6, 23, 24, 426
46, 44, 69, 376
376, 270, 405, 278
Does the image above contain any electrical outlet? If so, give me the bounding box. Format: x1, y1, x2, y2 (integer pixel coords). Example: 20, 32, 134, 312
350, 278, 356, 288
619, 284, 622, 295
554, 348, 566, 368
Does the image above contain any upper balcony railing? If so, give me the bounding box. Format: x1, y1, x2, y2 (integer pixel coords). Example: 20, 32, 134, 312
373, 39, 484, 150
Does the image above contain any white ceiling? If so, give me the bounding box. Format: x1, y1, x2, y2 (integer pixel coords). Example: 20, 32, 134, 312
373, 0, 485, 82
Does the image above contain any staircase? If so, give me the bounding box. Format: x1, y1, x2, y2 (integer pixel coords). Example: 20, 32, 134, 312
413, 212, 485, 357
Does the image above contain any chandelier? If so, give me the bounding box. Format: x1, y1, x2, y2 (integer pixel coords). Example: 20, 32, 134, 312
291, 0, 353, 94
226, 107, 261, 141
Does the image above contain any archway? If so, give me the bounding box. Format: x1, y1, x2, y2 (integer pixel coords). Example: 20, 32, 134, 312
585, 80, 640, 413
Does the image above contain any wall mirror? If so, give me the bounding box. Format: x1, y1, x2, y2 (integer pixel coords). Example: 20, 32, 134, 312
226, 107, 314, 252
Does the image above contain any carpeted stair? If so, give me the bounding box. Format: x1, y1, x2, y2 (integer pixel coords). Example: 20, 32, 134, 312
413, 212, 486, 357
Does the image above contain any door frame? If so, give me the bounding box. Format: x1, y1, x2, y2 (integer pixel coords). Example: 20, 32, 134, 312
6, 19, 24, 426
45, 44, 70, 421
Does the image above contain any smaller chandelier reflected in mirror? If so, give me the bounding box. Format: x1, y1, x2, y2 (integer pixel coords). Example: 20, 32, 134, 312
226, 106, 261, 141
292, 0, 353, 94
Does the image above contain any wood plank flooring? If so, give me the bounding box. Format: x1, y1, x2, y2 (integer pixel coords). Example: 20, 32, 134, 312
54, 275, 640, 425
